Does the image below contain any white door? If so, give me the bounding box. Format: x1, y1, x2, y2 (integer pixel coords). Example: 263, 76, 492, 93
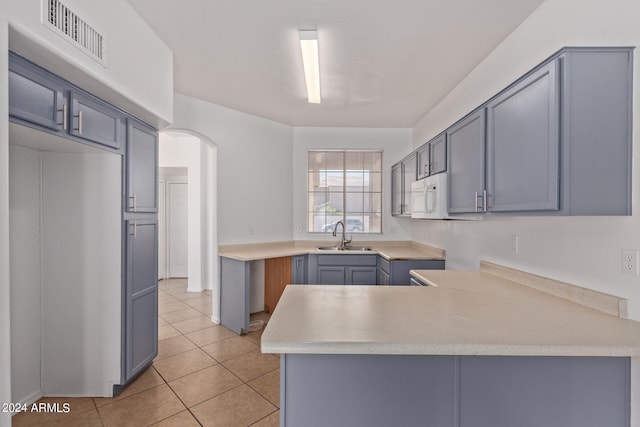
168, 182, 188, 278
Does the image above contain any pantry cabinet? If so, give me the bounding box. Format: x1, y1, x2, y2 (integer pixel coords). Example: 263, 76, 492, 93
124, 219, 158, 380
9, 51, 160, 394
126, 119, 159, 213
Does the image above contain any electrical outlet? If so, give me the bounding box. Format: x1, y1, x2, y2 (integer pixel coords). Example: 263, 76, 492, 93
296, 224, 303, 232
509, 234, 519, 254
622, 249, 639, 276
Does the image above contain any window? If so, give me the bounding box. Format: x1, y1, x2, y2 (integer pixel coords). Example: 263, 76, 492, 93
308, 150, 382, 233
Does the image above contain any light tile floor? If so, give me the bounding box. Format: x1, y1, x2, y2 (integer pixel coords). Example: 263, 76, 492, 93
12, 278, 278, 427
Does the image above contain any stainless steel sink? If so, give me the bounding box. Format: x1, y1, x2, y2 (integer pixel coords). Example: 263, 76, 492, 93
317, 245, 373, 251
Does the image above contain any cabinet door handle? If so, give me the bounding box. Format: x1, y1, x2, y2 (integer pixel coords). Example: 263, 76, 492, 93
483, 190, 488, 212
57, 104, 67, 130
129, 193, 137, 211
74, 110, 83, 134
130, 221, 137, 238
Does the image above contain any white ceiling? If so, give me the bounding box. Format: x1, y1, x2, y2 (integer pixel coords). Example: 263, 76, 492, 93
126, 0, 545, 127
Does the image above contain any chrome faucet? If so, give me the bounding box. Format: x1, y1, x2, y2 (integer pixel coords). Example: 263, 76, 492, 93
332, 220, 352, 249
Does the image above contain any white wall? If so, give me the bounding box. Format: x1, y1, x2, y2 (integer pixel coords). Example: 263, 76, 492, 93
40, 150, 121, 397
170, 93, 293, 245
9, 144, 41, 406
0, 15, 12, 427
159, 135, 203, 290
292, 127, 413, 242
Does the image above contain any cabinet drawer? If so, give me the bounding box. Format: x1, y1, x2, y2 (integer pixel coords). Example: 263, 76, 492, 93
317, 254, 378, 266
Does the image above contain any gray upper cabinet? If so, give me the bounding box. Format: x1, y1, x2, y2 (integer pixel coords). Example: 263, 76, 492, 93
447, 109, 486, 214
8, 52, 66, 132
486, 60, 560, 212
124, 219, 158, 381
560, 48, 632, 215
127, 119, 158, 213
391, 153, 417, 216
69, 91, 124, 150
443, 47, 632, 217
417, 133, 447, 179
391, 163, 403, 216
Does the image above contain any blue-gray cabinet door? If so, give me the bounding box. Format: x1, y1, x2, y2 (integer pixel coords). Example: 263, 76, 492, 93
416, 144, 430, 179
347, 266, 377, 285
291, 255, 307, 284
402, 153, 417, 214
127, 119, 158, 213
220, 257, 250, 334
8, 53, 66, 131
317, 267, 346, 285
447, 109, 486, 213
124, 219, 158, 381
69, 91, 123, 150
391, 163, 402, 216
429, 133, 447, 175
487, 61, 560, 212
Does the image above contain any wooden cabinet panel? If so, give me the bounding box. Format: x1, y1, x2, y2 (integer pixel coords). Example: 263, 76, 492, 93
264, 256, 293, 313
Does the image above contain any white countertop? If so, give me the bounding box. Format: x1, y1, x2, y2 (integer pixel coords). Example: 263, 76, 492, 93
261, 264, 640, 357
218, 240, 445, 261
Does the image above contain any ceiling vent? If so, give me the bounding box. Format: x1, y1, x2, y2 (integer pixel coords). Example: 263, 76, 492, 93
42, 0, 107, 66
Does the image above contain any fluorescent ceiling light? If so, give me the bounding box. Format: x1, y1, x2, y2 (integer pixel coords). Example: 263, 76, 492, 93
299, 30, 321, 104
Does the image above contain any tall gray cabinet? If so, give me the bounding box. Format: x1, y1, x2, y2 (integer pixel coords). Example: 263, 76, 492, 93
8, 52, 159, 393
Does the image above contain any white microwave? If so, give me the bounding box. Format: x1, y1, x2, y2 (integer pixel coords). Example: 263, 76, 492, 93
410, 172, 449, 219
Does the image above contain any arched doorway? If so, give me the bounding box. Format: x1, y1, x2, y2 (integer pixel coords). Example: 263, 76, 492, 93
158, 130, 219, 323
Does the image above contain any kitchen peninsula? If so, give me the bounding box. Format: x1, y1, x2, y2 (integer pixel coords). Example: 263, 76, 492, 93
261, 261, 640, 427
219, 241, 445, 334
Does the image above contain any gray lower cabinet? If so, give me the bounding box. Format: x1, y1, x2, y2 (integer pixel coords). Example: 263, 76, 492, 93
308, 254, 378, 285
220, 257, 250, 335
8, 52, 66, 132
377, 256, 445, 285
123, 219, 158, 382
127, 119, 158, 213
69, 91, 124, 150
291, 255, 307, 284
281, 354, 630, 427
487, 60, 560, 212
447, 109, 486, 214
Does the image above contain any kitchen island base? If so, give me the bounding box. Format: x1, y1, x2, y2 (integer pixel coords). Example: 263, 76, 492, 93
280, 354, 629, 427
